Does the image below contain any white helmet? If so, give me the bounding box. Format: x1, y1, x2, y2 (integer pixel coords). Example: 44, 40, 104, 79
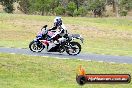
54, 16, 62, 27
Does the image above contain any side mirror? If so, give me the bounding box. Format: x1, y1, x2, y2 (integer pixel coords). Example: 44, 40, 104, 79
43, 25, 48, 28
41, 25, 48, 31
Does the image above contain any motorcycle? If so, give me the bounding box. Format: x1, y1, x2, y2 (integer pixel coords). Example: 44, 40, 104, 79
29, 25, 84, 55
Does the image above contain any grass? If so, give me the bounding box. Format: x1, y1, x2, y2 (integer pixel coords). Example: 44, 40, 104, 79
0, 13, 132, 56
0, 53, 132, 88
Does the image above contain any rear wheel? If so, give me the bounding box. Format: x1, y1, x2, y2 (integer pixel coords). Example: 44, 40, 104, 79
66, 42, 81, 55
29, 40, 44, 52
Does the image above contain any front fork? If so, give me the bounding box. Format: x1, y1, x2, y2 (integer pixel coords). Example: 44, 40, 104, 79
34, 38, 43, 48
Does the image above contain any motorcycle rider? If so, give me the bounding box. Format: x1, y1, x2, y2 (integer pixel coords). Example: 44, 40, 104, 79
48, 16, 67, 44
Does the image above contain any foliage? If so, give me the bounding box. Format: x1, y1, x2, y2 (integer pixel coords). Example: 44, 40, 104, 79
66, 1, 76, 16
33, 0, 52, 15
18, 0, 53, 15
120, 0, 132, 10
54, 6, 65, 15
89, 0, 106, 17
120, 10, 127, 16
78, 6, 87, 16
119, 0, 132, 16
17, 0, 30, 14
50, 0, 61, 13
74, 6, 87, 17
107, 0, 114, 5
73, 9, 80, 16
0, 0, 15, 13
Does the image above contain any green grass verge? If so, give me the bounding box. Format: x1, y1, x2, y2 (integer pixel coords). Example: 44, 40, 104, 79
0, 13, 132, 56
0, 53, 132, 88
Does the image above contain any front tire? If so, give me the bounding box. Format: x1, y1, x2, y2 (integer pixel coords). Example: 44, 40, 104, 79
29, 40, 44, 52
66, 42, 81, 55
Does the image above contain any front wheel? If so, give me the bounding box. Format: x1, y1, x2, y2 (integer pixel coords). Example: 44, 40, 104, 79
66, 42, 81, 55
29, 40, 44, 52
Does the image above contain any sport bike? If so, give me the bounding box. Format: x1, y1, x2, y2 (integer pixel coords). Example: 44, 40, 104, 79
29, 25, 84, 55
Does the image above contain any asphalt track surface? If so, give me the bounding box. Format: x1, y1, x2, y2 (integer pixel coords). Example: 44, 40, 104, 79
0, 47, 132, 64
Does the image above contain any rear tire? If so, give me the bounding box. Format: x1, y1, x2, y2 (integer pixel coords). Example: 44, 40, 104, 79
29, 40, 44, 52
66, 42, 81, 55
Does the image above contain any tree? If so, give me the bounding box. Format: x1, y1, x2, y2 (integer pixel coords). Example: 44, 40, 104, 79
71, 0, 86, 11
35, 0, 52, 15
50, 0, 61, 14
54, 6, 65, 15
89, 0, 106, 17
119, 0, 132, 16
74, 6, 87, 16
66, 1, 76, 16
116, 0, 120, 17
17, 0, 30, 14
106, 0, 119, 17
1, 0, 15, 13
102, 0, 116, 13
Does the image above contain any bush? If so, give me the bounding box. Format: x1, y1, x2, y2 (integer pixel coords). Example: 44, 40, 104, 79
54, 6, 65, 15
120, 10, 128, 16
73, 9, 80, 16
89, 0, 105, 17
3, 4, 14, 13
119, 0, 132, 16
66, 1, 76, 16
73, 7, 87, 17
78, 7, 87, 16
1, 0, 14, 13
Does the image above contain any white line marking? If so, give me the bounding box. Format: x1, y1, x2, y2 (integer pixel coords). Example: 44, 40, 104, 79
53, 57, 70, 60
32, 55, 37, 56
85, 60, 92, 62
123, 63, 127, 64
98, 61, 103, 63
77, 59, 83, 61
110, 62, 115, 64
42, 56, 49, 58
62, 58, 70, 59
18, 48, 23, 49
55, 57, 61, 59
21, 54, 26, 56
10, 53, 16, 54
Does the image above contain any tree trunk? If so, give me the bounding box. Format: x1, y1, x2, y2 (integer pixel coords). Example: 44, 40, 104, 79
76, 0, 79, 11
115, 0, 119, 17
112, 0, 116, 12
41, 7, 44, 15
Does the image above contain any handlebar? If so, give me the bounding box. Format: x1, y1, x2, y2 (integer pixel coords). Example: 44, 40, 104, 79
43, 25, 47, 28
